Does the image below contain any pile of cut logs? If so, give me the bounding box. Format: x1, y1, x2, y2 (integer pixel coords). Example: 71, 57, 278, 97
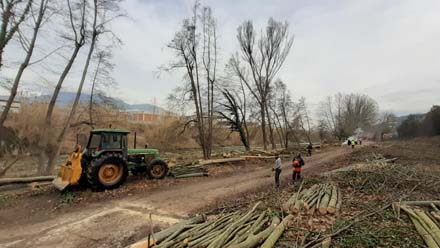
394, 201, 440, 248
130, 202, 293, 248
168, 166, 209, 178
283, 184, 341, 215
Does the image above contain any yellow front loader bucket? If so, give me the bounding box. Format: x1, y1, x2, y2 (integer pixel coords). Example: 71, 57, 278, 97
52, 146, 83, 191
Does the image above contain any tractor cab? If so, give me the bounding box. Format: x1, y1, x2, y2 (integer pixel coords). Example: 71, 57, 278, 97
84, 129, 129, 158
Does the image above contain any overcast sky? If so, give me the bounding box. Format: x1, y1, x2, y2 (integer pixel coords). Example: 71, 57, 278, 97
3, 0, 440, 116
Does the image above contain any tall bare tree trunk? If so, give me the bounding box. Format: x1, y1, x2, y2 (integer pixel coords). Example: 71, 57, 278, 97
260, 102, 268, 150
37, 0, 87, 174
0, 0, 46, 128
45, 47, 82, 126
265, 103, 276, 149
0, 0, 33, 71
89, 56, 102, 128
45, 0, 98, 175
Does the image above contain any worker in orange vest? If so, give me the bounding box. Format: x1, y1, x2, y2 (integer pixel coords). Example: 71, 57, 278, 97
292, 154, 305, 183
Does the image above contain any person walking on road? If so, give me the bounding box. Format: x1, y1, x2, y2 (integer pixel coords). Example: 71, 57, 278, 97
273, 155, 282, 188
292, 153, 305, 183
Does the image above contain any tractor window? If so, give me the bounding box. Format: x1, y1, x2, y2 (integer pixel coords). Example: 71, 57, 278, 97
102, 133, 122, 149
88, 134, 101, 150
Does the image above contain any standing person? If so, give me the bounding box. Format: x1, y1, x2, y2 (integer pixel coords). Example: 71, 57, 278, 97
292, 153, 305, 183
307, 143, 313, 157
273, 155, 282, 188
351, 140, 355, 149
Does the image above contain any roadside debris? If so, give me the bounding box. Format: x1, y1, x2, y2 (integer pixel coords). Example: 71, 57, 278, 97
394, 201, 440, 248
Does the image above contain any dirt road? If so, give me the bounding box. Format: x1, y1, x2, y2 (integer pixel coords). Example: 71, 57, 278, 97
0, 146, 352, 248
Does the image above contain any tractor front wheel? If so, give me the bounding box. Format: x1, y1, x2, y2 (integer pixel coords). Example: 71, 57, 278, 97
148, 159, 168, 179
87, 153, 128, 190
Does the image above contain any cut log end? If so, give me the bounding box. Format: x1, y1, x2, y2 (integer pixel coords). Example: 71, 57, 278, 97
327, 208, 336, 215
318, 208, 328, 215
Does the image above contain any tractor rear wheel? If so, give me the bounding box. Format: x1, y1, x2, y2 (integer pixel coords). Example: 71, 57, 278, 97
148, 159, 168, 179
87, 153, 128, 190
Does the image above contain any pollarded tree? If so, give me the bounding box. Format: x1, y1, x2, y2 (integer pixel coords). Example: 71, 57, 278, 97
230, 18, 294, 150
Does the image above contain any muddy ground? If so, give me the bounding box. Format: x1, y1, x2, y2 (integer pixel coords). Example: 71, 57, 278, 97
0, 144, 351, 248
1, 137, 439, 248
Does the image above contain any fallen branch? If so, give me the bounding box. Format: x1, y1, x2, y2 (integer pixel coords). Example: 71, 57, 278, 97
303, 203, 392, 248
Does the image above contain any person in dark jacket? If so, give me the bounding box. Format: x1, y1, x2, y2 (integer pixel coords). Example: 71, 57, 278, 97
292, 153, 305, 182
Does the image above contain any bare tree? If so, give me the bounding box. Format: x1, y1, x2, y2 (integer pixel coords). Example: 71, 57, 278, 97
267, 80, 286, 147
298, 97, 312, 143
0, 0, 33, 70
166, 2, 217, 159
319, 93, 378, 140
376, 112, 397, 141
44, 0, 87, 128
89, 50, 116, 128
268, 79, 301, 148
319, 94, 344, 140
37, 0, 88, 174
342, 93, 378, 135
42, 0, 122, 174
230, 18, 293, 150
0, 0, 49, 128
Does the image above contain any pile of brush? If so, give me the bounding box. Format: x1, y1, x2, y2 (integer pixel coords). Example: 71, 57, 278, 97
283, 184, 341, 215
168, 165, 209, 178
394, 201, 440, 248
130, 202, 293, 248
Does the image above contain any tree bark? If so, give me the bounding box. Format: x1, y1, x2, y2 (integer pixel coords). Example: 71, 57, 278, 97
0, 0, 46, 128
0, 175, 55, 186
261, 214, 293, 248
89, 55, 103, 128
265, 103, 276, 149
260, 102, 268, 150
0, 0, 33, 70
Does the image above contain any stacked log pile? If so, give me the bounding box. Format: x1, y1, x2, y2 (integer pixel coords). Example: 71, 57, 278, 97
394, 201, 440, 248
130, 202, 293, 248
283, 184, 341, 215
168, 166, 209, 178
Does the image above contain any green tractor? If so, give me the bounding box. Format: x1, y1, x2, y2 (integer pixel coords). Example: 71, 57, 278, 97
52, 129, 169, 191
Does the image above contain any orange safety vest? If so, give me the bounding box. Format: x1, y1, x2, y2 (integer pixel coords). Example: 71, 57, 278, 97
293, 160, 301, 172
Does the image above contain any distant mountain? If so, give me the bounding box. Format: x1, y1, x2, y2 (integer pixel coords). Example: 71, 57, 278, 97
2, 92, 165, 113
